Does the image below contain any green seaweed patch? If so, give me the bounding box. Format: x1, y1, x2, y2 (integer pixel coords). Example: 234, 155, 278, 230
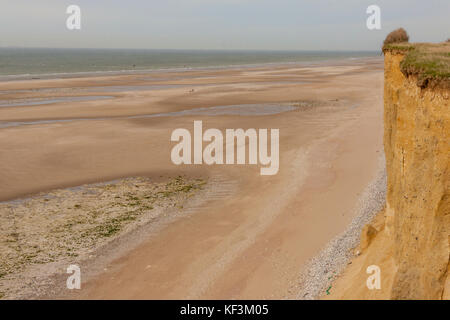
0, 176, 208, 289
326, 285, 332, 295
84, 211, 139, 238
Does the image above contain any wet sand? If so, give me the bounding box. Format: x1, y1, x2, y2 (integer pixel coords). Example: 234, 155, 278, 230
0, 58, 385, 299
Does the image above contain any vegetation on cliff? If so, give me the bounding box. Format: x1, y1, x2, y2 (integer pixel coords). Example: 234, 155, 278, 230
383, 28, 409, 46
383, 39, 450, 89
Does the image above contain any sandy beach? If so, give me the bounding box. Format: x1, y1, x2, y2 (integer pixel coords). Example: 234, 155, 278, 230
0, 57, 385, 299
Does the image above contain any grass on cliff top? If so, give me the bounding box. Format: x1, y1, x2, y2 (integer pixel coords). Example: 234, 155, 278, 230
383, 42, 450, 89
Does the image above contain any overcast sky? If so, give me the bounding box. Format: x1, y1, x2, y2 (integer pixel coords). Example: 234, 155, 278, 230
0, 0, 449, 50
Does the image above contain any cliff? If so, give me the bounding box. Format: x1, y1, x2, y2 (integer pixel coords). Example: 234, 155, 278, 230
326, 43, 449, 300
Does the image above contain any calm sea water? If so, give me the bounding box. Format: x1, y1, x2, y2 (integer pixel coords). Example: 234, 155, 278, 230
0, 48, 379, 78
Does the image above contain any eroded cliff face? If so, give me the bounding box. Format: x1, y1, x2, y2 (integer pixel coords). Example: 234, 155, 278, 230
384, 51, 449, 299
326, 49, 449, 300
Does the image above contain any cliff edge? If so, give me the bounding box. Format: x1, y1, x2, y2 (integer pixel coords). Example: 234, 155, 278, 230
325, 42, 449, 300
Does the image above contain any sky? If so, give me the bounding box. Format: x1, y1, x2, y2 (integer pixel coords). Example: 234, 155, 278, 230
0, 0, 449, 51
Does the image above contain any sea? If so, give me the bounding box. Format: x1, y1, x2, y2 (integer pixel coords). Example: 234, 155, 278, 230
0, 48, 380, 80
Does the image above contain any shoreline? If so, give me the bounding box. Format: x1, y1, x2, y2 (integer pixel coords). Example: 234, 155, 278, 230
0, 55, 380, 82
296, 155, 386, 299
